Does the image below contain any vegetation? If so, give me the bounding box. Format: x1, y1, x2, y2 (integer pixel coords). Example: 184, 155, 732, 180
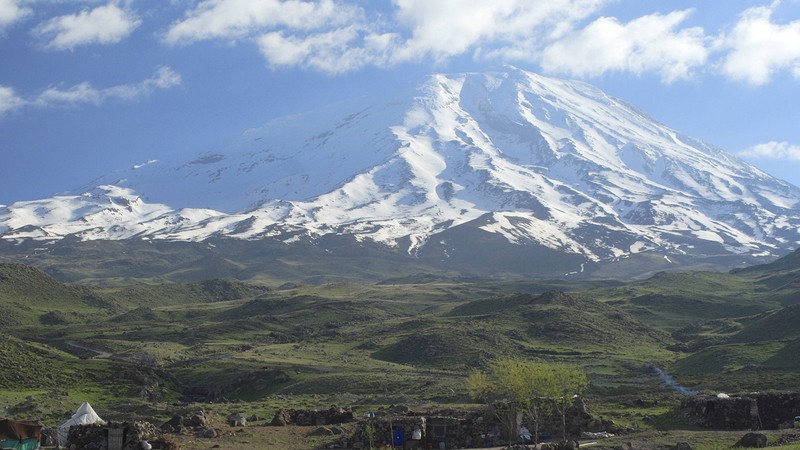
0, 246, 797, 448
467, 359, 588, 445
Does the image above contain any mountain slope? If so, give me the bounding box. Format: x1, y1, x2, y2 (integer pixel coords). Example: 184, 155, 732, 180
2, 67, 799, 276
0, 263, 118, 324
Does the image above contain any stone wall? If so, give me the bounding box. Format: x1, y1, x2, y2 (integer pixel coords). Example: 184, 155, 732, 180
681, 392, 800, 430
347, 398, 613, 449
65, 421, 161, 450
269, 406, 355, 426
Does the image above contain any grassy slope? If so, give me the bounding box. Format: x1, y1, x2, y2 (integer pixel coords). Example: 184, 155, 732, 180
0, 249, 798, 438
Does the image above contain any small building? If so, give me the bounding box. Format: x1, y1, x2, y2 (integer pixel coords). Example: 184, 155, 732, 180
0, 419, 42, 450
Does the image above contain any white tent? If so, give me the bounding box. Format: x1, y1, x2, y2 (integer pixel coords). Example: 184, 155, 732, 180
57, 402, 105, 447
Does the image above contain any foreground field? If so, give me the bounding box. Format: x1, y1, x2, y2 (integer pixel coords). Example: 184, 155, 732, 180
0, 248, 799, 448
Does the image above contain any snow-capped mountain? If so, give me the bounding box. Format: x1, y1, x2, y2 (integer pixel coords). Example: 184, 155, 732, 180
3, 66, 800, 269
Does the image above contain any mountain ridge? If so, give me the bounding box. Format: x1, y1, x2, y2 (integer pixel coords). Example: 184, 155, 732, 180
2, 66, 799, 276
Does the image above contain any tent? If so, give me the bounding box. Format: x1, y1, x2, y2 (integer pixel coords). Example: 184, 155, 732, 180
57, 402, 105, 447
0, 419, 42, 450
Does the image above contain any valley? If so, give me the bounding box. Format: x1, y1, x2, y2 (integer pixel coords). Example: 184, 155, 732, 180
1, 247, 799, 449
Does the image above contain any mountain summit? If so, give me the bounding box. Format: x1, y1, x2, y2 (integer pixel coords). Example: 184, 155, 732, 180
3, 67, 799, 276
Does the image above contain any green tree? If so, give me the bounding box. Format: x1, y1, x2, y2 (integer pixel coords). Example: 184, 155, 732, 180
547, 363, 589, 441
364, 420, 376, 450
467, 358, 553, 445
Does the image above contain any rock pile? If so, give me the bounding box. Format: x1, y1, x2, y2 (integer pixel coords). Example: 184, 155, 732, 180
160, 409, 220, 439
540, 440, 580, 450
161, 410, 210, 433
270, 406, 355, 426
64, 421, 161, 450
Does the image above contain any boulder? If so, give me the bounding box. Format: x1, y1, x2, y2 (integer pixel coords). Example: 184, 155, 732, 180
309, 426, 334, 436
270, 409, 291, 426
388, 405, 411, 415
227, 413, 246, 427
162, 415, 182, 430
675, 442, 693, 450
736, 433, 768, 448
187, 411, 209, 428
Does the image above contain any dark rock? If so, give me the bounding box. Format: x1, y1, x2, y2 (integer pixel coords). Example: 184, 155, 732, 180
270, 409, 291, 426
675, 442, 693, 450
736, 432, 768, 448
309, 426, 334, 436
388, 405, 411, 415
162, 415, 182, 430
187, 411, 209, 428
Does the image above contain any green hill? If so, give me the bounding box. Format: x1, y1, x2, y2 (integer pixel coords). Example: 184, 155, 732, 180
729, 304, 800, 343
0, 263, 119, 325
590, 271, 782, 329
449, 291, 669, 352
729, 247, 800, 306
97, 278, 271, 309
670, 302, 800, 391
371, 324, 516, 369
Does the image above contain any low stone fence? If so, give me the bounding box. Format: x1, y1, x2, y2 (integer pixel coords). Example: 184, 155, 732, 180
270, 406, 355, 426
347, 398, 615, 449
681, 392, 800, 430
65, 421, 161, 450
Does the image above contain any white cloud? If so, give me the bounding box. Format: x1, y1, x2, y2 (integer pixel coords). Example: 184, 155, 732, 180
391, 0, 607, 63
717, 2, 800, 85
35, 67, 182, 106
167, 0, 611, 73
0, 84, 24, 115
0, 67, 182, 119
33, 1, 141, 50
257, 27, 398, 73
164, 0, 359, 45
739, 141, 800, 161
539, 10, 708, 83
0, 0, 30, 31
160, 0, 800, 86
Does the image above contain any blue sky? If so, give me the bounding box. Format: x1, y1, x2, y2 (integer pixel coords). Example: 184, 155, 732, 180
2, 0, 800, 204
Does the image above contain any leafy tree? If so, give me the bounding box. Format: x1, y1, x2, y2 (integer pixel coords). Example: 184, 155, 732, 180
467, 358, 553, 445
364, 420, 376, 450
467, 358, 589, 444
547, 363, 589, 441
